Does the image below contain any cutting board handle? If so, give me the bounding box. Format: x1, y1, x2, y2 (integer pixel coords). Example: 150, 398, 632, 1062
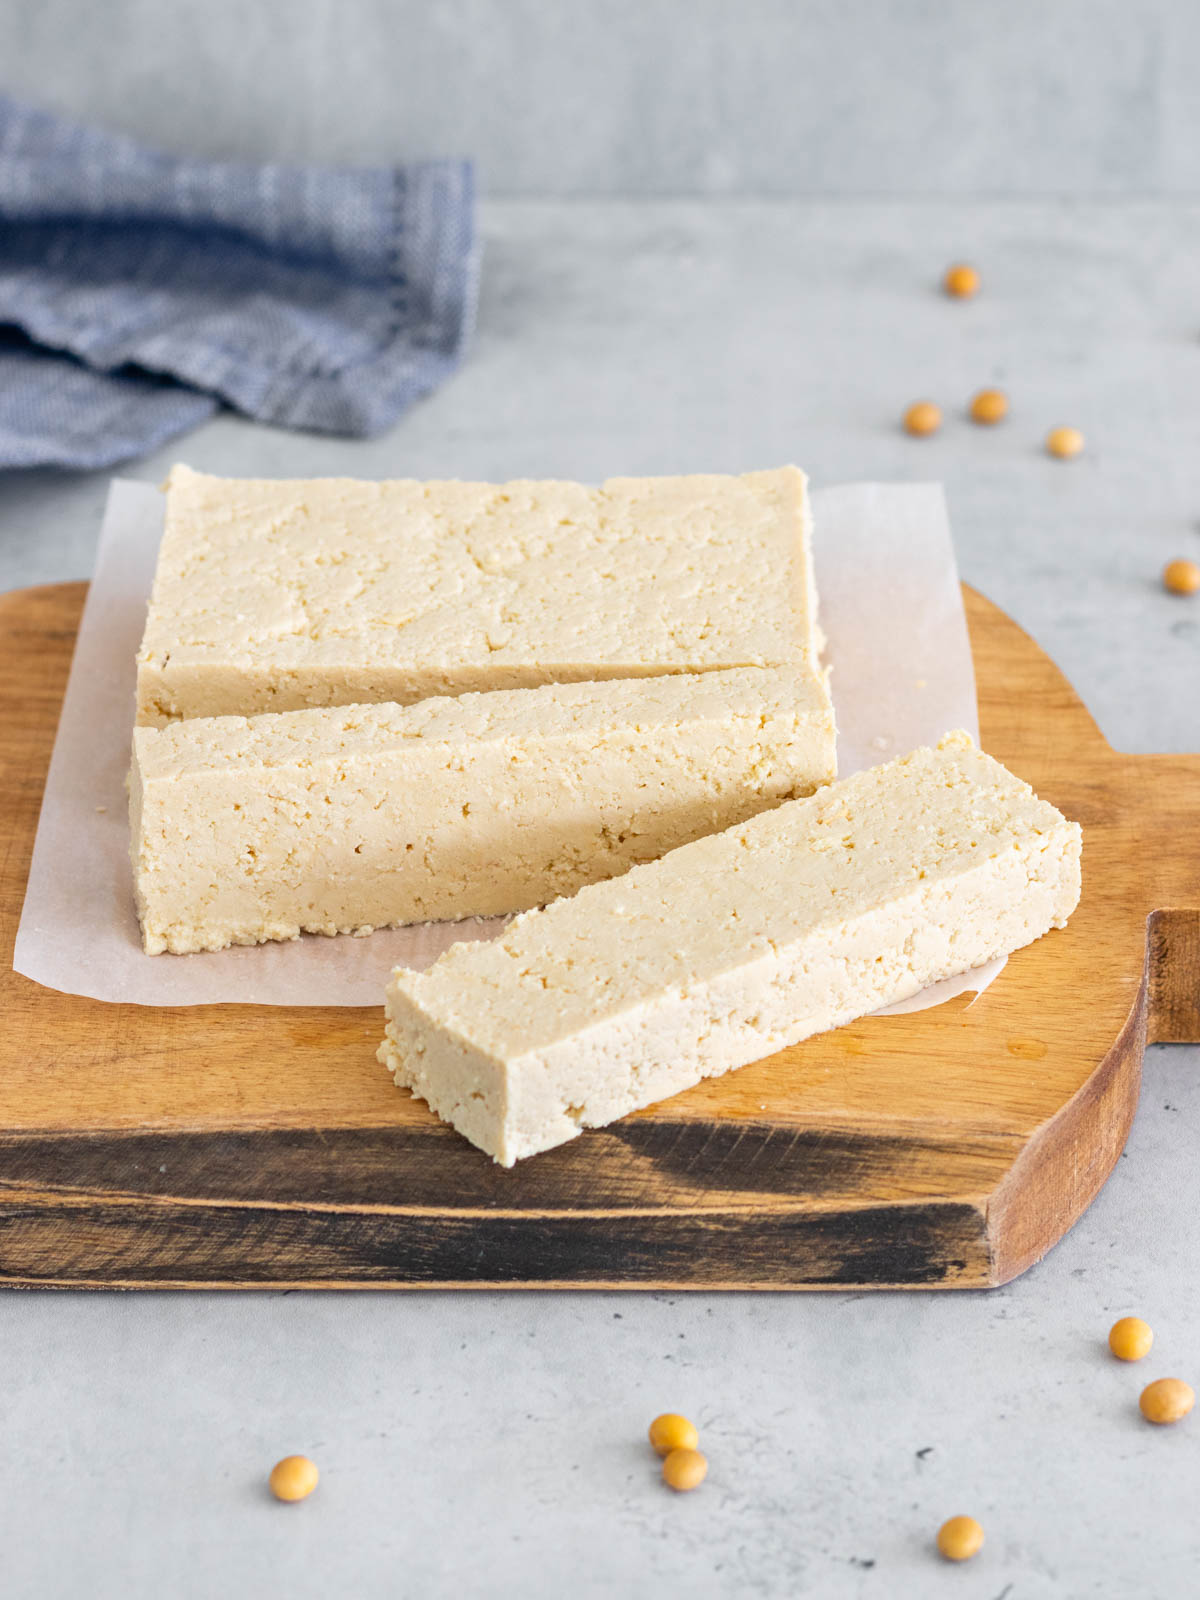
1127, 748, 1200, 1044
1149, 909, 1200, 1043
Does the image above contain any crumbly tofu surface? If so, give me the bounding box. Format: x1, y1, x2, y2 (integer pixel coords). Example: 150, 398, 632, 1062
379, 732, 1082, 1165
135, 463, 824, 724
129, 666, 836, 955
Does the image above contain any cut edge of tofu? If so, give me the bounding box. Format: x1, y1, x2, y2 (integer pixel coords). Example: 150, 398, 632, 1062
129, 665, 838, 956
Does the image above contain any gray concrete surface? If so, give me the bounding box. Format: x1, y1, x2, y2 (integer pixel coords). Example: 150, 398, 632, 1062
2, 196, 1200, 1596
3, 0, 1200, 195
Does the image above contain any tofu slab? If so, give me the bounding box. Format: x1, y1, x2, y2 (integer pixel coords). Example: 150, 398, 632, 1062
135, 463, 825, 724
379, 733, 1082, 1165
130, 666, 835, 955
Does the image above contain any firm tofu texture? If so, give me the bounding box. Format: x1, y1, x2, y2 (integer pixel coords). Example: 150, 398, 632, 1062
129, 667, 836, 955
379, 733, 1082, 1165
135, 463, 825, 724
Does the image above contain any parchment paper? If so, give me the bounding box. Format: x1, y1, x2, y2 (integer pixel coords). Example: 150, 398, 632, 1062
14, 478, 1002, 1008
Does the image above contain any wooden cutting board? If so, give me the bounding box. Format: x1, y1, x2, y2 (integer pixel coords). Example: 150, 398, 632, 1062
0, 582, 1196, 1291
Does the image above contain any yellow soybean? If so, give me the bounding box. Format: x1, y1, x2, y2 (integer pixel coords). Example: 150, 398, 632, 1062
269, 1455, 319, 1502
662, 1448, 708, 1492
936, 1515, 985, 1562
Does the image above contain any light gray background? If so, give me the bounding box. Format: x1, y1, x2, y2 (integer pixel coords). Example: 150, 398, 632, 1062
2, 6, 1199, 1598
3, 0, 1200, 195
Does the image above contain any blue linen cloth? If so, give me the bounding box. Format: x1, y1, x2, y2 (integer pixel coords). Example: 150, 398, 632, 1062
0, 97, 477, 469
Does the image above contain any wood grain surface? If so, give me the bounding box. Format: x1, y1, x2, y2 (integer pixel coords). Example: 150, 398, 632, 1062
0, 581, 1196, 1290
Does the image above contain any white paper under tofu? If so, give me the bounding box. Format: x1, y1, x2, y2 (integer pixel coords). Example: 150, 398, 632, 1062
379, 735, 1082, 1164
14, 479, 981, 1006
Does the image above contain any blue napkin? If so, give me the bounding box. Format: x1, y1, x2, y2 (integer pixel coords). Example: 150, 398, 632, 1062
0, 97, 477, 469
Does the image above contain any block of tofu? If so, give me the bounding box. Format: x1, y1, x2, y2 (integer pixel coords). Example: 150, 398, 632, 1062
135, 462, 825, 724
379, 732, 1082, 1165
129, 666, 836, 955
